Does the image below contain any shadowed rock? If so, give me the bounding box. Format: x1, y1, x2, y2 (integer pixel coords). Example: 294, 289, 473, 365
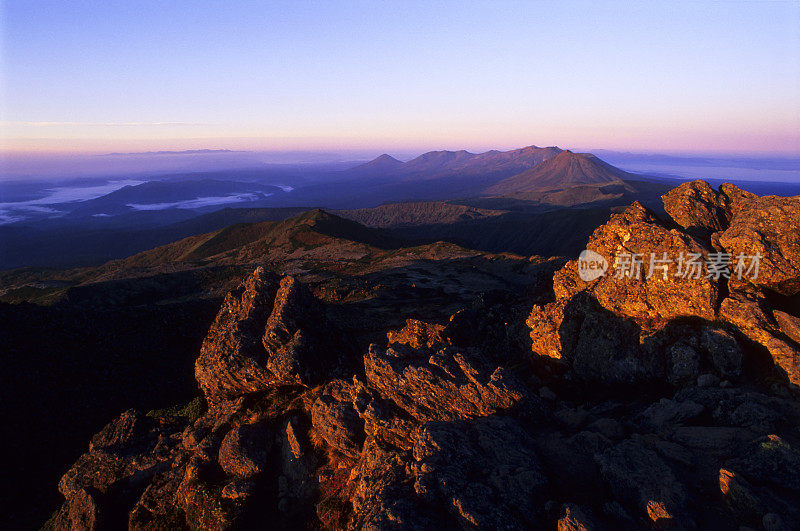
720, 293, 800, 385
412, 416, 548, 528
595, 439, 690, 527
54, 410, 186, 530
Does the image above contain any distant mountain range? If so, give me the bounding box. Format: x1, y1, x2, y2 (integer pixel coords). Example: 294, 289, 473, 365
344, 145, 563, 187
340, 145, 657, 203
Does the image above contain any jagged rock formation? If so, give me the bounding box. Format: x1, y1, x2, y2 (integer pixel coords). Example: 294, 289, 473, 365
51, 274, 550, 529
530, 181, 800, 387
663, 180, 800, 296
49, 180, 800, 530
661, 179, 736, 239
195, 269, 343, 403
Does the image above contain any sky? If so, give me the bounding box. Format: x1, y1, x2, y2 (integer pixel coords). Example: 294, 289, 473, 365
1, 0, 799, 155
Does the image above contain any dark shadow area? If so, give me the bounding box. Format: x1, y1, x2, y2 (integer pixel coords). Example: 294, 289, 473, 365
390, 208, 613, 257
0, 298, 220, 528
547, 293, 789, 401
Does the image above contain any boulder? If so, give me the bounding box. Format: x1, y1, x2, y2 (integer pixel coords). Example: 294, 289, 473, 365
638, 398, 705, 431
701, 327, 743, 379
195, 268, 340, 403
668, 343, 701, 386
553, 202, 719, 325
55, 410, 183, 530
365, 319, 530, 422
723, 436, 800, 527
720, 294, 800, 385
128, 467, 188, 529
670, 426, 756, 459
726, 435, 800, 492
557, 504, 603, 531
53, 488, 101, 531
310, 380, 365, 458
774, 310, 800, 345
348, 438, 431, 529
662, 179, 732, 239
716, 192, 800, 295
719, 468, 764, 521
218, 420, 271, 478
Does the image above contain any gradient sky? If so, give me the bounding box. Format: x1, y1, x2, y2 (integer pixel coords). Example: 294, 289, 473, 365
1, 0, 799, 154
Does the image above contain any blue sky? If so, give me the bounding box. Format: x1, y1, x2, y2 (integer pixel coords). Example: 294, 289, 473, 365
1, 0, 799, 154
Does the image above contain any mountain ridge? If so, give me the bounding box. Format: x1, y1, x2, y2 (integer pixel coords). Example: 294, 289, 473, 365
348, 144, 563, 181
94, 208, 409, 273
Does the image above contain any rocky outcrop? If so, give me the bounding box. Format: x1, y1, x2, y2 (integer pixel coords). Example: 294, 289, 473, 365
53, 410, 188, 530
529, 181, 800, 387
717, 193, 800, 295
662, 179, 734, 239
662, 180, 800, 295
193, 267, 280, 402
364, 323, 528, 423
48, 180, 800, 530
195, 268, 341, 403
527, 201, 722, 384
553, 201, 719, 324
51, 272, 556, 529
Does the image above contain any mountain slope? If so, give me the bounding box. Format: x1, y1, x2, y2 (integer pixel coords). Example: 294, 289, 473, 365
390, 207, 615, 257
486, 150, 639, 195
466, 145, 563, 175
0, 207, 311, 271
97, 209, 408, 272
396, 149, 478, 175
337, 201, 504, 228
345, 153, 404, 176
